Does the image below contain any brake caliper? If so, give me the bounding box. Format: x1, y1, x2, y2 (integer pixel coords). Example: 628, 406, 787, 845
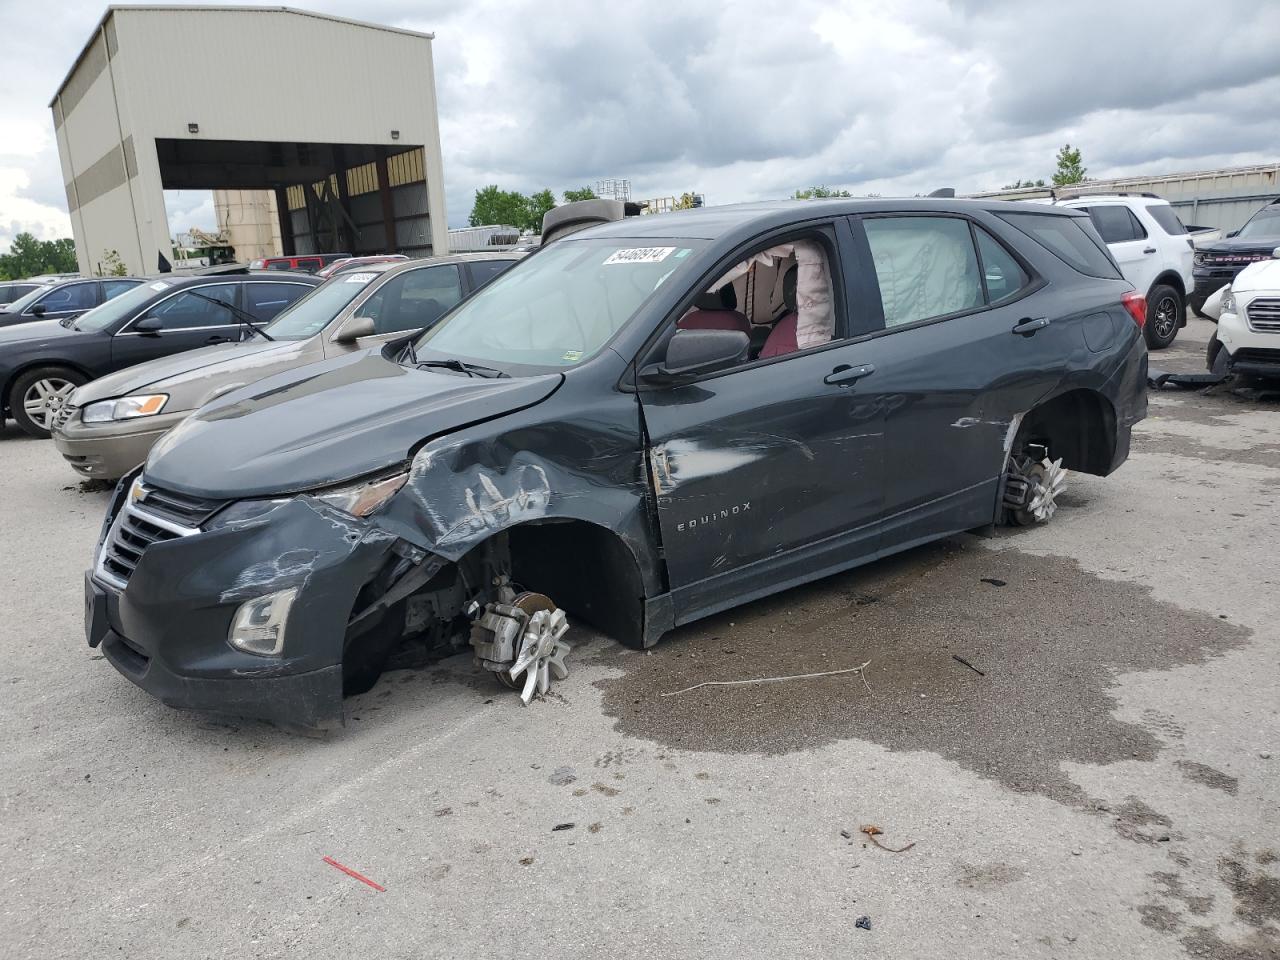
469, 590, 571, 705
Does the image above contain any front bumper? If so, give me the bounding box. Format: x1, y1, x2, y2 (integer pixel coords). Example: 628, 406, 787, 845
53, 411, 187, 480
1190, 271, 1237, 311
85, 491, 405, 727
1217, 308, 1280, 378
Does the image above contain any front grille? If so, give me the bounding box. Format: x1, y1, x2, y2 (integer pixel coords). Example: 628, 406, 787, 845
96, 501, 195, 588
1245, 297, 1280, 333
133, 484, 226, 527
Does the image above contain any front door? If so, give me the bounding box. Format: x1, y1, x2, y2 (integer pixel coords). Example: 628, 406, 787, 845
638, 227, 884, 624
110, 282, 243, 371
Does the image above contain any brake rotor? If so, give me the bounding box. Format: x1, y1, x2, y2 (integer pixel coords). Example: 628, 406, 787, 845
1009, 456, 1068, 525
497, 592, 571, 704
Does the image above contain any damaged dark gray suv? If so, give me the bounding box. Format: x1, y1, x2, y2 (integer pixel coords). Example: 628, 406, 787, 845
86, 198, 1148, 729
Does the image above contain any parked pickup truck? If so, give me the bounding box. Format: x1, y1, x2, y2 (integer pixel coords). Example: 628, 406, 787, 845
85, 197, 1148, 729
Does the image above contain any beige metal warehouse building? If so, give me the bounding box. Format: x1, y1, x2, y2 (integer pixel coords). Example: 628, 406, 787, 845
51, 5, 449, 275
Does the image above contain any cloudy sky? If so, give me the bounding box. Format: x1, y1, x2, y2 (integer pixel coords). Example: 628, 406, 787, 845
2, 0, 1278, 247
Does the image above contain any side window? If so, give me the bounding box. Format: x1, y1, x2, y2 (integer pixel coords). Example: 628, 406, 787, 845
863, 217, 983, 328
266, 260, 294, 271
102, 279, 140, 299
974, 228, 1030, 304
364, 265, 463, 334
34, 282, 98, 314
145, 284, 239, 330
468, 259, 516, 289
1085, 206, 1144, 243
998, 212, 1123, 280
1146, 205, 1188, 236
245, 282, 308, 322
297, 258, 323, 273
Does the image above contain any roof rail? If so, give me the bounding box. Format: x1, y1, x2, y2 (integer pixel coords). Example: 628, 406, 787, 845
1061, 190, 1162, 200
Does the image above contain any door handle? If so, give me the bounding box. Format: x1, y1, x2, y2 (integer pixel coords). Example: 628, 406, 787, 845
1011, 317, 1049, 336
824, 362, 875, 386
1143, 247, 1157, 254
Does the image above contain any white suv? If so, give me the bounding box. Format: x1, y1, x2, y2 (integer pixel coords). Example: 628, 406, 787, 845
1056, 194, 1195, 350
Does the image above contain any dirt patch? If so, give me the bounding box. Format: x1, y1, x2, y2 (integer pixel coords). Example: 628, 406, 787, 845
1219, 849, 1280, 929
1176, 760, 1239, 796
598, 539, 1250, 807
1138, 903, 1183, 934
1113, 797, 1178, 845
1179, 927, 1280, 960
1152, 871, 1214, 916
955, 861, 1025, 891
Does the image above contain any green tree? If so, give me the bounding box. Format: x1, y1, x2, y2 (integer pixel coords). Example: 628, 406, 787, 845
525, 189, 557, 232
98, 249, 127, 277
793, 186, 853, 200
562, 186, 597, 203
1052, 144, 1088, 186
0, 232, 79, 279
468, 186, 531, 229
1002, 178, 1047, 189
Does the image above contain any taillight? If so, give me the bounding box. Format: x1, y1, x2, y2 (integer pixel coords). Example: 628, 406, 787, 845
1121, 290, 1146, 328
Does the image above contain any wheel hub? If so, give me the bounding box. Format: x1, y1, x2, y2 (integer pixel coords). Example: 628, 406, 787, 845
24, 378, 75, 429
469, 590, 571, 705
1004, 455, 1068, 524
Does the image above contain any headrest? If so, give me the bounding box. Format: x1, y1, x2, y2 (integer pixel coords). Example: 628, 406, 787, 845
783, 264, 798, 312
694, 284, 737, 311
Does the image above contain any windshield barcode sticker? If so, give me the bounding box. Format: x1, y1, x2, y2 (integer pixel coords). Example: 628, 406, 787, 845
344, 273, 377, 283
603, 247, 675, 265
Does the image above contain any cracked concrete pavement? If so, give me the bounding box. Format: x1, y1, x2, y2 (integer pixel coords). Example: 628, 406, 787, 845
1, 316, 1276, 959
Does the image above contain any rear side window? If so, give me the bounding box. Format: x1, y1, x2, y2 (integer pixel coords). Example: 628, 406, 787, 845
102, 279, 140, 299
245, 282, 309, 322
1146, 205, 1188, 236
146, 283, 239, 329
998, 212, 1122, 280
1084, 206, 1146, 243
974, 228, 1030, 303
863, 217, 984, 327
469, 259, 516, 289
266, 261, 294, 271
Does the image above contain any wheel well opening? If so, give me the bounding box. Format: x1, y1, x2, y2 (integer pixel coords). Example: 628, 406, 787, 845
508, 520, 647, 650
1153, 271, 1185, 299
1017, 389, 1116, 477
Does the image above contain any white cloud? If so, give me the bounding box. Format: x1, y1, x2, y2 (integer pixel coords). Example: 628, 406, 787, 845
1, 0, 1277, 241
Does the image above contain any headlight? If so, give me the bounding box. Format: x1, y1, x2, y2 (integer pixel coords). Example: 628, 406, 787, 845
311, 471, 408, 518
1194, 253, 1205, 266
82, 394, 168, 423
1221, 288, 1235, 313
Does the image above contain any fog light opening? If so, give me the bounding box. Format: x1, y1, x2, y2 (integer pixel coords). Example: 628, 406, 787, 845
228, 587, 298, 656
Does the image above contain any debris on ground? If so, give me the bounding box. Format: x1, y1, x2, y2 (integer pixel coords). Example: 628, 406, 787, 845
840, 829, 853, 840
952, 655, 986, 677
1147, 367, 1228, 390
552, 822, 575, 831
321, 856, 386, 892
660, 660, 872, 698
980, 578, 1007, 587
548, 766, 577, 786
861, 824, 916, 853
855, 916, 872, 930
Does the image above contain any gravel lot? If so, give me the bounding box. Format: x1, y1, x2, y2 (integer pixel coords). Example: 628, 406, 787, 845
2, 316, 1277, 959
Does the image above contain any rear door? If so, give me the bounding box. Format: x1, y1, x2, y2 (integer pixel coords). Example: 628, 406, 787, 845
1080, 203, 1155, 294
846, 213, 1069, 546
637, 221, 885, 623
110, 282, 243, 370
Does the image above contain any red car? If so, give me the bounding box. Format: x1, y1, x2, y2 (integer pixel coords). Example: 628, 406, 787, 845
248, 253, 352, 274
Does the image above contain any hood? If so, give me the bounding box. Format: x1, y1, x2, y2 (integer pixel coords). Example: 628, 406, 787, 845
0, 318, 79, 345
144, 347, 563, 499
72, 338, 299, 406
1229, 258, 1280, 294
1197, 237, 1280, 261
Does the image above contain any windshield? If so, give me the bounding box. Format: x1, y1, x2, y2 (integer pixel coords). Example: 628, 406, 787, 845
262, 272, 380, 340
74, 281, 170, 332
1237, 209, 1280, 240
1, 283, 53, 314
414, 238, 705, 371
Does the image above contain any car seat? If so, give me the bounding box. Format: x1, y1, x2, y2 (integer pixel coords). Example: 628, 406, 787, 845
678, 285, 750, 334
760, 266, 799, 358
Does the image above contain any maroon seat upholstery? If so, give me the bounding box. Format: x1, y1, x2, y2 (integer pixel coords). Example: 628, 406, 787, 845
760, 265, 800, 358
678, 285, 749, 335
760, 312, 798, 358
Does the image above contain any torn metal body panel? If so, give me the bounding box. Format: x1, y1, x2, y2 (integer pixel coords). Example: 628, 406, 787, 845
86, 197, 1148, 728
